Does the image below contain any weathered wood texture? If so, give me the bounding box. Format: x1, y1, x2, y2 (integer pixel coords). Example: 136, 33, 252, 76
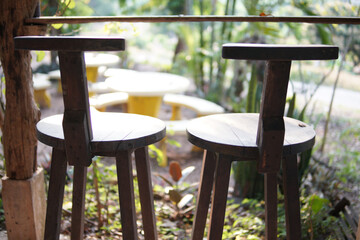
191, 150, 217, 240
256, 61, 290, 173
58, 51, 93, 166
222, 43, 339, 61
44, 149, 67, 240
207, 154, 232, 240
0, 0, 42, 179
25, 15, 360, 25
282, 155, 301, 240
135, 147, 158, 240
2, 168, 46, 240
116, 150, 139, 240
15, 36, 126, 51
187, 113, 316, 158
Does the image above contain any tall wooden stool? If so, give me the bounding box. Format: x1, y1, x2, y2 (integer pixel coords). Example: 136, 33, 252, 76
187, 44, 338, 240
15, 36, 166, 240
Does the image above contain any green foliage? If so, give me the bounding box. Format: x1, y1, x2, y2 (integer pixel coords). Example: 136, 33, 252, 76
326, 118, 360, 184
245, 63, 259, 113
292, 0, 334, 44
222, 198, 265, 239
221, 193, 339, 239
46, 154, 345, 239
232, 161, 264, 200
41, 0, 94, 35
149, 144, 165, 166
300, 194, 339, 239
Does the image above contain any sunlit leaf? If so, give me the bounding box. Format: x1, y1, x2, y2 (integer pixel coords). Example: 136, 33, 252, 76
310, 195, 329, 214
51, 23, 63, 29
64, 0, 76, 9
35, 51, 45, 62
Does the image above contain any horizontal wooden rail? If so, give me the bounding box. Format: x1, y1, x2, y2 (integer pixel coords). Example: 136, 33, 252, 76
26, 15, 360, 25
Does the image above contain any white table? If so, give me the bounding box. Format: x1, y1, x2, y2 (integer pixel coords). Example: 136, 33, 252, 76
84, 53, 120, 83
105, 68, 190, 117
48, 53, 120, 85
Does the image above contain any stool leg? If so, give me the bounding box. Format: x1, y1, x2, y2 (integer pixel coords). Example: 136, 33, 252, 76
45, 148, 67, 240
264, 172, 278, 240
191, 150, 217, 240
71, 165, 88, 240
135, 147, 158, 240
116, 150, 139, 240
208, 154, 232, 240
282, 155, 301, 240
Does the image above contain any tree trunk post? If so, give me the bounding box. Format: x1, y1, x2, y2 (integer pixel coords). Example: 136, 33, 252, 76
0, 1, 47, 239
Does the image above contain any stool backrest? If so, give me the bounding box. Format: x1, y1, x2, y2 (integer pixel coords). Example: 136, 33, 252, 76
222, 44, 338, 173
15, 36, 125, 166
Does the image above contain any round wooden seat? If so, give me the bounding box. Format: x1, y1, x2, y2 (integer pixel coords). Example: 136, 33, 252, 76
37, 111, 166, 156
187, 113, 315, 159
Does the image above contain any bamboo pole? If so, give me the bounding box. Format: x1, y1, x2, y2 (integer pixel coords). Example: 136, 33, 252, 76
25, 15, 360, 25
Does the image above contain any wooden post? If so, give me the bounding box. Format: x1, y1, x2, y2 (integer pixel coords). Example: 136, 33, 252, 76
0, 0, 47, 239
2, 168, 46, 239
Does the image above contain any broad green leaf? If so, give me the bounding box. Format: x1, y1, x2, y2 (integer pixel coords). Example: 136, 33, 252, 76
310, 195, 329, 214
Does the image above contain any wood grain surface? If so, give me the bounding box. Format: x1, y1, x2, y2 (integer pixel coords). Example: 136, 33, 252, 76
222, 43, 338, 61
37, 112, 166, 156
187, 113, 315, 159
14, 36, 125, 52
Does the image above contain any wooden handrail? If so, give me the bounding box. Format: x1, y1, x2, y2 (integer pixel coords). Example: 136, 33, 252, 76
25, 15, 360, 25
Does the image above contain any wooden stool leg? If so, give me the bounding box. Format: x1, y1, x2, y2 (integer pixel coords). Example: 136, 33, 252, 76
282, 155, 301, 240
134, 147, 158, 240
116, 150, 139, 240
208, 154, 232, 240
191, 150, 217, 240
71, 165, 88, 240
265, 172, 278, 240
45, 149, 67, 240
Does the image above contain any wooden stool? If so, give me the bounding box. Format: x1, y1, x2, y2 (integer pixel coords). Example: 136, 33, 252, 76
15, 36, 166, 240
187, 44, 338, 240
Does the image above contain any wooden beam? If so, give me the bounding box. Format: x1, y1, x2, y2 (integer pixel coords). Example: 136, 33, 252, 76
25, 15, 360, 25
